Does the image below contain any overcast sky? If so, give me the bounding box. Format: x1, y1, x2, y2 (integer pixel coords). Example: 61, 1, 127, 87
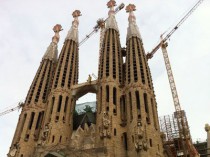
0, 0, 210, 156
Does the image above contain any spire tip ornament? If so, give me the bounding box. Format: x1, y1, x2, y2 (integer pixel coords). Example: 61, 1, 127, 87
72, 10, 81, 18
125, 4, 136, 13
52, 24, 62, 44
105, 0, 119, 31
53, 24, 63, 33
126, 4, 141, 41
65, 10, 81, 42
107, 0, 116, 8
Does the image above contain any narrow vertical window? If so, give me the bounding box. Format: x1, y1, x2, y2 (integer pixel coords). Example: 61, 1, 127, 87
120, 95, 126, 122
64, 96, 69, 113
129, 92, 133, 121
132, 38, 138, 82
113, 87, 116, 105
52, 135, 55, 143
113, 87, 117, 115
144, 93, 149, 113
28, 112, 35, 130
151, 98, 158, 130
112, 30, 116, 79
135, 91, 141, 119
57, 95, 62, 112
59, 136, 62, 142
150, 139, 153, 147
144, 93, 150, 124
100, 86, 102, 113
123, 132, 128, 150
35, 112, 42, 130
50, 97, 55, 114
114, 128, 117, 136
136, 38, 145, 84
135, 91, 140, 110
106, 85, 109, 102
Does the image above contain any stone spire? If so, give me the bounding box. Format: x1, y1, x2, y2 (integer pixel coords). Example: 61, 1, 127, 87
65, 10, 81, 43
43, 24, 62, 61
126, 4, 141, 41
105, 0, 119, 31
8, 25, 63, 157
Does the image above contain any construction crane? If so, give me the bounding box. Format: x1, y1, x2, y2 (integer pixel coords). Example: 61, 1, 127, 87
146, 0, 204, 59
146, 0, 204, 156
0, 102, 23, 117
79, 3, 125, 46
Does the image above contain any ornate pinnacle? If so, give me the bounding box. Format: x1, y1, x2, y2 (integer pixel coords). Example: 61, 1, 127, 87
126, 4, 136, 13
125, 4, 141, 41
72, 10, 81, 18
126, 4, 137, 23
53, 24, 63, 33
52, 24, 63, 44
205, 124, 210, 132
107, 0, 116, 8
65, 10, 81, 42
97, 19, 105, 29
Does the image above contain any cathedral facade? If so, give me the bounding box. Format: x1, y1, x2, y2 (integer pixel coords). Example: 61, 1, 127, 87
8, 1, 166, 157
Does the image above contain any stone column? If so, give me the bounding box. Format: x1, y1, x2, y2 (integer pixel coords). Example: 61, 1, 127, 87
205, 124, 210, 156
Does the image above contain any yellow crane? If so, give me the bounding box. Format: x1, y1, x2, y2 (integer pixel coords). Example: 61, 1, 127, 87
147, 0, 204, 156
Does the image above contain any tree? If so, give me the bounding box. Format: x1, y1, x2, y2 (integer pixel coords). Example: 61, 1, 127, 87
83, 105, 93, 113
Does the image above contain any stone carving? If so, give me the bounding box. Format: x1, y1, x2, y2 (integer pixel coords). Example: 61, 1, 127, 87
134, 121, 148, 152
40, 123, 51, 145
156, 151, 162, 157
100, 112, 111, 138
70, 123, 96, 150
205, 123, 210, 132
87, 74, 92, 84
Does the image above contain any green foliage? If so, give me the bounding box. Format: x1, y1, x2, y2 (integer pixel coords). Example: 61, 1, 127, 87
73, 109, 79, 116
83, 105, 93, 113
74, 105, 94, 116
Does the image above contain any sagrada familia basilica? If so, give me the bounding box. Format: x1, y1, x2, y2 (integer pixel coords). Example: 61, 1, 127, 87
8, 1, 168, 156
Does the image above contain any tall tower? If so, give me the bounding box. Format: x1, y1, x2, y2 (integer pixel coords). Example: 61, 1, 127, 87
124, 4, 164, 156
97, 0, 125, 156
37, 10, 81, 148
8, 24, 62, 157
8, 2, 167, 157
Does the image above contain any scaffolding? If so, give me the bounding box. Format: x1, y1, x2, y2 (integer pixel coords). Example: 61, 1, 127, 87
159, 110, 191, 157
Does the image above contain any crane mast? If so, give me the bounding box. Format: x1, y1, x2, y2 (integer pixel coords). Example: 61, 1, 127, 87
161, 40, 189, 156
150, 0, 205, 156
